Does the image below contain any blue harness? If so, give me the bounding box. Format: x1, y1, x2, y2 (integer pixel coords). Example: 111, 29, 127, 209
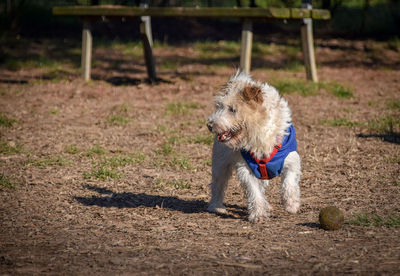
241, 124, 297, 180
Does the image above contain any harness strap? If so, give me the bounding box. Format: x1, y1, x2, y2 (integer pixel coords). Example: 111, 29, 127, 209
250, 144, 282, 180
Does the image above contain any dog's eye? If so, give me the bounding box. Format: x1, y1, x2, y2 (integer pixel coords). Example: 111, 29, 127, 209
228, 106, 236, 113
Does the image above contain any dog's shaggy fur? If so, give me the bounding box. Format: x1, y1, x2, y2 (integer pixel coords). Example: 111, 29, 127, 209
206, 72, 301, 223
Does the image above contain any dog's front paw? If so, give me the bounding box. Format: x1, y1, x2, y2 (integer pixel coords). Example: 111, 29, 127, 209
207, 204, 228, 214
284, 199, 300, 214
248, 211, 269, 223
285, 202, 300, 214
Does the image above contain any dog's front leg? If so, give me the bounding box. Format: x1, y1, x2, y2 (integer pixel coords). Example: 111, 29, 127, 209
207, 141, 233, 214
281, 151, 301, 214
236, 162, 270, 223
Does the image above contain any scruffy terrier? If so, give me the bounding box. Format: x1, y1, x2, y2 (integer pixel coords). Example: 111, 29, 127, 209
206, 72, 301, 223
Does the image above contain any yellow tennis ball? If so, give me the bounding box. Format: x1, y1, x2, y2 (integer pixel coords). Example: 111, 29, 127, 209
319, 206, 344, 230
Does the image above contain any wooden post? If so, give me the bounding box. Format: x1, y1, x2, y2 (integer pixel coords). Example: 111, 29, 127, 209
140, 1, 156, 81
301, 0, 318, 82
240, 19, 253, 75
81, 18, 92, 81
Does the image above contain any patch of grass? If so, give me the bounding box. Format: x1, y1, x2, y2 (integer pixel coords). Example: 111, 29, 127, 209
101, 153, 146, 168
159, 59, 181, 71
84, 151, 145, 180
84, 166, 120, 180
107, 104, 131, 126
43, 67, 78, 82
30, 156, 72, 167
86, 145, 106, 157
4, 56, 64, 71
50, 109, 59, 115
107, 114, 130, 126
170, 155, 193, 170
195, 40, 241, 58
0, 174, 16, 189
387, 99, 400, 110
203, 159, 212, 167
65, 144, 81, 155
109, 40, 142, 57
0, 113, 17, 128
155, 178, 191, 190
191, 134, 214, 146
0, 142, 23, 154
348, 213, 400, 228
271, 80, 354, 99
385, 156, 400, 165
329, 83, 354, 99
158, 142, 174, 156
283, 60, 304, 72
367, 115, 400, 134
368, 101, 379, 107
320, 117, 361, 127
271, 79, 320, 96
166, 102, 203, 115
387, 37, 400, 52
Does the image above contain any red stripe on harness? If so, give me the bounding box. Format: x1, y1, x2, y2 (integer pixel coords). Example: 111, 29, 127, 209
250, 144, 282, 180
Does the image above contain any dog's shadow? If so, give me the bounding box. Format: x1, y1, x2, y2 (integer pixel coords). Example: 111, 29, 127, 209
75, 184, 249, 220
75, 184, 208, 214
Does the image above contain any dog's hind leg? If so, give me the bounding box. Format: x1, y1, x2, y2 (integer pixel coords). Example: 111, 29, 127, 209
207, 141, 233, 214
281, 151, 301, 214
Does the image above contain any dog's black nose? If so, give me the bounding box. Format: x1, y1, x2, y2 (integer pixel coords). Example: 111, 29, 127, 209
206, 122, 213, 132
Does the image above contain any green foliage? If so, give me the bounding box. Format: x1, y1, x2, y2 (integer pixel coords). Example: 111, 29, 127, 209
0, 174, 16, 189
84, 150, 145, 180
50, 109, 59, 115
387, 37, 400, 52
170, 155, 193, 170
0, 113, 17, 128
3, 56, 65, 71
155, 178, 191, 190
329, 83, 354, 99
159, 59, 181, 70
107, 114, 130, 126
271, 79, 320, 96
348, 213, 400, 227
194, 40, 241, 57
84, 166, 120, 180
367, 115, 400, 134
0, 142, 23, 154
385, 156, 400, 165
387, 99, 400, 110
160, 142, 174, 156
86, 144, 106, 157
30, 156, 72, 167
191, 134, 214, 146
107, 104, 131, 126
320, 117, 361, 127
165, 102, 203, 115
101, 153, 146, 168
65, 144, 81, 154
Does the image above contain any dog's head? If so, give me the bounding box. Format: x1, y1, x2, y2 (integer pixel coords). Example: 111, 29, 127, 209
207, 72, 279, 151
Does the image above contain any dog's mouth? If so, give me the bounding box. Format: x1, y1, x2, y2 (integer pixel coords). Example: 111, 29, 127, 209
217, 129, 241, 143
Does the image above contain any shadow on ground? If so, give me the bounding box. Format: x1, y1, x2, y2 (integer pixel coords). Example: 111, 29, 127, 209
357, 133, 400, 145
75, 184, 208, 214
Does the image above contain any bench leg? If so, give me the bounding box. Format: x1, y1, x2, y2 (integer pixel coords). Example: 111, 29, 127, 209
301, 17, 318, 82
82, 19, 92, 82
140, 16, 157, 82
240, 19, 253, 75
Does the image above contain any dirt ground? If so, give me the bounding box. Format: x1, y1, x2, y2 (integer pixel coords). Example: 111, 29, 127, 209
0, 36, 399, 275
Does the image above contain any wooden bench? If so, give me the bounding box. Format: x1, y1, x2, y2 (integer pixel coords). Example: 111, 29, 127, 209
53, 4, 330, 82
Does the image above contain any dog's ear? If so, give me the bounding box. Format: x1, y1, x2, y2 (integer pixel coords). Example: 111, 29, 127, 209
242, 85, 263, 104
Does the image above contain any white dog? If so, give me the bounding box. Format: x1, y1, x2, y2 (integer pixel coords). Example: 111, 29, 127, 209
206, 72, 301, 223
